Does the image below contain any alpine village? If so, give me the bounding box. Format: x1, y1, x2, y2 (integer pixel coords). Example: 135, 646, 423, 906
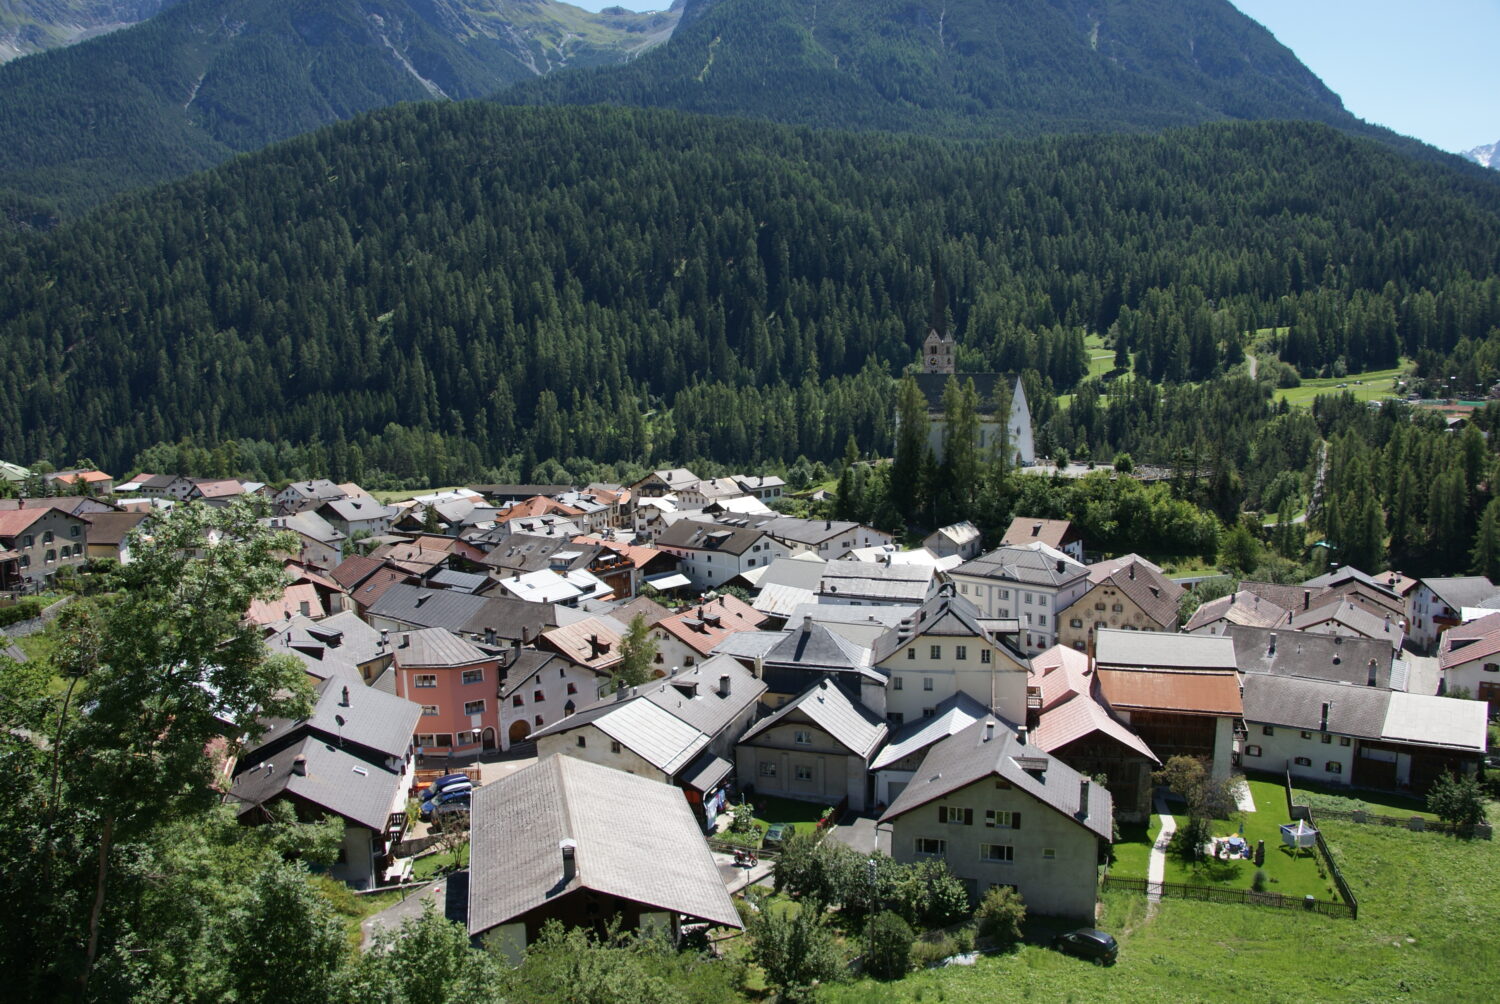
1, 1, 1498, 1001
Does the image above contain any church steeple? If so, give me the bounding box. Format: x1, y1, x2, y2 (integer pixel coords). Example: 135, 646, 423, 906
923, 256, 956, 374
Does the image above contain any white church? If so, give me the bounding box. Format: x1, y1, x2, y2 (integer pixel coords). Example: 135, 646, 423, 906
911, 328, 1036, 467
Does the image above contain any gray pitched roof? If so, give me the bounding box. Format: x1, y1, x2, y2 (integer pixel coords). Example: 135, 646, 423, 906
765, 619, 873, 674
251, 671, 421, 764
368, 582, 490, 632
265, 611, 388, 680
230, 734, 404, 832
870, 592, 1025, 665
740, 678, 888, 758
1421, 575, 1498, 611
1240, 673, 1391, 739
1094, 628, 1239, 671
655, 520, 767, 556
1289, 599, 1403, 646
1224, 625, 1398, 689
393, 627, 490, 668
870, 692, 991, 771
531, 657, 765, 775
758, 517, 874, 546
467, 755, 740, 935
955, 543, 1088, 588
819, 559, 935, 603
880, 717, 1113, 841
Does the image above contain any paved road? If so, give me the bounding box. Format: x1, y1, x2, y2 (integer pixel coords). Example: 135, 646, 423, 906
824, 812, 879, 855
361, 871, 469, 949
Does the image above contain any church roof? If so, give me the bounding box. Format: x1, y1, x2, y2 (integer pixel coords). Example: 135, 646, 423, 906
912, 372, 1020, 414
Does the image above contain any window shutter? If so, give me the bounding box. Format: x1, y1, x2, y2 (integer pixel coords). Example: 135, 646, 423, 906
964, 808, 973, 826
1012, 812, 1021, 830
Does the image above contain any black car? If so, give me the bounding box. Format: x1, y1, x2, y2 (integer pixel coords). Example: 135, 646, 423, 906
1053, 928, 1118, 965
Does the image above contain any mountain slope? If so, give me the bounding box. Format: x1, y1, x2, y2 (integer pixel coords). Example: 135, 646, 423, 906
0, 0, 178, 62
1, 103, 1497, 477
1464, 141, 1499, 170
498, 0, 1353, 138
0, 0, 680, 216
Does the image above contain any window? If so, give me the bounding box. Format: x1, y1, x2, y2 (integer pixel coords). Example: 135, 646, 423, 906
1326, 761, 1343, 774
795, 765, 813, 781
923, 677, 934, 692
1485, 663, 1500, 673
980, 650, 991, 664
45, 549, 56, 563
21, 535, 32, 548
794, 730, 813, 746
461, 669, 484, 685
1000, 589, 1010, 600
1339, 736, 1351, 747
421, 705, 439, 716
1111, 603, 1124, 613
533, 691, 544, 703
42, 531, 53, 544
759, 762, 777, 777
1294, 756, 1312, 767
1300, 731, 1312, 740
1321, 733, 1332, 744
566, 682, 577, 695
941, 806, 972, 825
512, 695, 523, 708
956, 645, 967, 660
576, 736, 587, 748
1095, 602, 1106, 611
69, 525, 80, 537
464, 700, 485, 716
1245, 745, 1262, 757
1262, 726, 1274, 736
457, 730, 481, 745
610, 741, 621, 754
981, 844, 1014, 863
930, 645, 941, 660
1037, 615, 1047, 627
915, 838, 946, 856
922, 707, 935, 718
534, 716, 544, 727
563, 701, 575, 714
1042, 848, 1056, 860
414, 674, 437, 688
985, 810, 1021, 828
960, 583, 968, 594
893, 676, 904, 691
1069, 618, 1083, 629
907, 648, 916, 660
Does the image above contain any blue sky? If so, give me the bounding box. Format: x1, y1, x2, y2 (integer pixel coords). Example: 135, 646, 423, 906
566, 1, 1498, 153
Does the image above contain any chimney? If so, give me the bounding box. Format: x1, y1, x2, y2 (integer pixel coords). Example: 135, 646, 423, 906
802, 614, 813, 635
1128, 564, 1135, 580
983, 721, 996, 743
1056, 559, 1065, 573
1016, 725, 1027, 746
292, 755, 307, 777
380, 628, 389, 649
521, 626, 531, 646
1303, 590, 1311, 611
752, 655, 764, 680
560, 838, 577, 884
299, 600, 311, 617
1319, 702, 1330, 732
1228, 592, 1235, 606
1366, 660, 1378, 687
719, 674, 732, 698
1268, 632, 1277, 656
1078, 779, 1090, 818
825, 520, 832, 530
340, 685, 350, 707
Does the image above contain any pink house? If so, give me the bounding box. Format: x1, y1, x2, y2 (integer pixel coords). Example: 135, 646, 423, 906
392, 628, 503, 756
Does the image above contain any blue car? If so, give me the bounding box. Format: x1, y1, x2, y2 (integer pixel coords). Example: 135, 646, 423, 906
420, 774, 472, 802
419, 785, 472, 821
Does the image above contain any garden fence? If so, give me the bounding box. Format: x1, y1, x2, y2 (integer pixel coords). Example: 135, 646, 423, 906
1284, 769, 1360, 919
1101, 874, 1355, 920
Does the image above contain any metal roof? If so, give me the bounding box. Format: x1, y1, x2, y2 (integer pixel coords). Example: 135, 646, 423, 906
954, 542, 1088, 588
1094, 628, 1239, 671
870, 692, 990, 770
879, 718, 1113, 841
1241, 674, 1391, 738
1223, 625, 1398, 689
393, 627, 490, 669
741, 678, 888, 758
231, 735, 404, 832
1382, 692, 1487, 752
1095, 669, 1243, 717
467, 755, 741, 935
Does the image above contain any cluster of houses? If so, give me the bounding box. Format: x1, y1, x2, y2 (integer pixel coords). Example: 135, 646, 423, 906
2, 461, 1493, 955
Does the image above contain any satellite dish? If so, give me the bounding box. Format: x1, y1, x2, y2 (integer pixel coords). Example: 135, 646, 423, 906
335, 714, 346, 727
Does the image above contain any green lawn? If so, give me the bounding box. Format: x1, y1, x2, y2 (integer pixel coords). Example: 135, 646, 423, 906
822, 816, 1500, 1001
1288, 777, 1438, 820
1107, 780, 1333, 901
750, 794, 832, 834
1273, 364, 1408, 408
412, 843, 469, 880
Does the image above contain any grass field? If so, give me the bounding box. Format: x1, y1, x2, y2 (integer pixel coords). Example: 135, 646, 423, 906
821, 816, 1499, 1001
1273, 365, 1407, 408
749, 794, 832, 834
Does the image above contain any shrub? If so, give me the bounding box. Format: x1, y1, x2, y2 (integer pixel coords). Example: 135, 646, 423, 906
748, 905, 845, 1002
1112, 452, 1134, 473
908, 934, 956, 969
1252, 869, 1269, 893
951, 926, 976, 955
863, 911, 913, 980
974, 886, 1026, 948
1427, 769, 1489, 828
0, 599, 42, 627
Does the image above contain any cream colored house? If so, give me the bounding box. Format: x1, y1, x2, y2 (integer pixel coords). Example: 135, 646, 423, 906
880, 717, 1112, 921
1057, 554, 1184, 651
736, 678, 887, 812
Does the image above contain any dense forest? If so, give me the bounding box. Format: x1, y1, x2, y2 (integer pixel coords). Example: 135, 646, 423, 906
2, 103, 1498, 486
0, 0, 677, 217
503, 0, 1352, 139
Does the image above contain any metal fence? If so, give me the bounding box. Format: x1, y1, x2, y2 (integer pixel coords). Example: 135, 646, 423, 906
1101, 875, 1355, 919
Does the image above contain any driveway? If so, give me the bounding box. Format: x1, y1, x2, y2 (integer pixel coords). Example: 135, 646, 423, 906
361, 871, 469, 949
824, 811, 880, 855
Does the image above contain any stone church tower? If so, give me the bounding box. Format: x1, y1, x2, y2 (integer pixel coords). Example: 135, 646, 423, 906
923, 328, 956, 374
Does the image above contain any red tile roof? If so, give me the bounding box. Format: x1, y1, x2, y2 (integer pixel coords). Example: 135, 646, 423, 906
653, 594, 766, 657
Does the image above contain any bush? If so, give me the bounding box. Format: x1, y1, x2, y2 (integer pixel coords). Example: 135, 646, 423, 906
748, 906, 845, 1002
974, 886, 1025, 948
908, 934, 956, 969
951, 926, 976, 955
1427, 769, 1489, 828
863, 911, 913, 980
1252, 869, 1269, 893
1112, 452, 1133, 473
0, 599, 42, 627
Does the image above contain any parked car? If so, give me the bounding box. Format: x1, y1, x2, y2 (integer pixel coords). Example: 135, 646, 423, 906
429, 799, 470, 827
420, 774, 472, 802
419, 785, 472, 821
763, 822, 795, 848
1053, 928, 1118, 965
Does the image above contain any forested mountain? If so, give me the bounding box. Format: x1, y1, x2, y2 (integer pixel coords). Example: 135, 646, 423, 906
2, 103, 1498, 486
0, 0, 681, 217
0, 0, 177, 62
500, 0, 1353, 138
